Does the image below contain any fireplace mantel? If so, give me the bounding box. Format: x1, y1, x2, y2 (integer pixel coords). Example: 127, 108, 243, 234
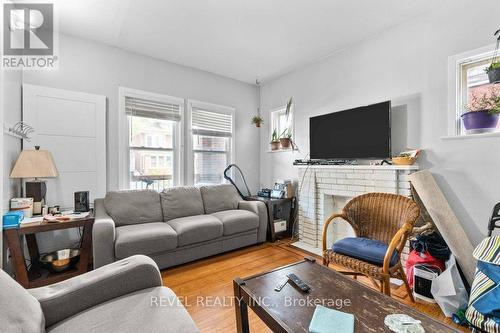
295, 164, 419, 171
293, 164, 419, 256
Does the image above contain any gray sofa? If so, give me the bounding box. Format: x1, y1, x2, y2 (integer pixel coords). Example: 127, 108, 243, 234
93, 184, 267, 269
0, 255, 198, 333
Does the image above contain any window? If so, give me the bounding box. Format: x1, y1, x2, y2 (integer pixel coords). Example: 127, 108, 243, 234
121, 88, 183, 190
459, 57, 500, 132
150, 155, 157, 168
449, 45, 499, 136
270, 105, 293, 142
188, 101, 234, 186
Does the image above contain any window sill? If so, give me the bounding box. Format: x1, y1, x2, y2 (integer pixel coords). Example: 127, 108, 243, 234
441, 131, 500, 140
267, 148, 298, 153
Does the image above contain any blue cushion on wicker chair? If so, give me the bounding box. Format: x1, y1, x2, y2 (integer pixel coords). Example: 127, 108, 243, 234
332, 237, 399, 267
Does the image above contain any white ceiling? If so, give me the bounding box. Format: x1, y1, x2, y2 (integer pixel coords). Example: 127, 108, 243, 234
52, 0, 435, 84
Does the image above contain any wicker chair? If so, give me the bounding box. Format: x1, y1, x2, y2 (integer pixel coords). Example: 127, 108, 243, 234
322, 192, 420, 300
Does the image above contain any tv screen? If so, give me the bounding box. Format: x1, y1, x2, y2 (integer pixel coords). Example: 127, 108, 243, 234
309, 101, 391, 159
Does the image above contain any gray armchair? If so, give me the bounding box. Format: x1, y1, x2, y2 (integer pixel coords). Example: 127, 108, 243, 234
0, 255, 199, 333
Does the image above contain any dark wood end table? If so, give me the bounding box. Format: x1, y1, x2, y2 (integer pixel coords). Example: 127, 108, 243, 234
4, 216, 94, 288
233, 258, 459, 333
246, 196, 294, 242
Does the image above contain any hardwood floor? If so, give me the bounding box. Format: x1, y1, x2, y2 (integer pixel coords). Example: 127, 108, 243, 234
161, 240, 467, 332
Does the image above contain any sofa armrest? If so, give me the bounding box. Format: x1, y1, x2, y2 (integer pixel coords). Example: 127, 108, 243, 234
239, 200, 268, 242
29, 255, 162, 327
93, 198, 116, 268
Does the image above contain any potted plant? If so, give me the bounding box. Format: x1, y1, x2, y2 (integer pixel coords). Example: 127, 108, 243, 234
486, 29, 500, 84
461, 87, 500, 132
270, 129, 281, 150
251, 115, 264, 128
279, 128, 293, 149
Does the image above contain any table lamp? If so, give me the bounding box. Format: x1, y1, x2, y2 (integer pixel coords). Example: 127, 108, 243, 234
10, 146, 59, 215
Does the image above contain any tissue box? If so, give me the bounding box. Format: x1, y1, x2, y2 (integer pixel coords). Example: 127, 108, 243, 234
10, 198, 33, 218
3, 211, 24, 229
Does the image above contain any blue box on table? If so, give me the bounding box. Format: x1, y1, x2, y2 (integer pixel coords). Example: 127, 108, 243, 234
2, 211, 24, 229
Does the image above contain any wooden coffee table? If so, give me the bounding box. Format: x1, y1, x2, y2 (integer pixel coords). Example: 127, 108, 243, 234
233, 258, 459, 332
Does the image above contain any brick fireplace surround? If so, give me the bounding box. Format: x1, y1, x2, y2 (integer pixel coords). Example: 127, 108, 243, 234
293, 165, 419, 262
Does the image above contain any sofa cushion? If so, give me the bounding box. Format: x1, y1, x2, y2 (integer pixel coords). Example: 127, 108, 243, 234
160, 187, 204, 221
47, 287, 198, 333
104, 190, 163, 226
115, 223, 177, 259
167, 215, 223, 246
200, 184, 241, 214
211, 210, 259, 236
332, 237, 399, 267
0, 269, 45, 333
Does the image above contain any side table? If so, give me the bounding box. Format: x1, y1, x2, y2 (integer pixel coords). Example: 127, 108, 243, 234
246, 196, 295, 242
4, 216, 94, 288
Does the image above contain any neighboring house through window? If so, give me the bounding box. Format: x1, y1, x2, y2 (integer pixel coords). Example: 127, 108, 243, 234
120, 88, 184, 190
188, 100, 235, 186
120, 89, 236, 190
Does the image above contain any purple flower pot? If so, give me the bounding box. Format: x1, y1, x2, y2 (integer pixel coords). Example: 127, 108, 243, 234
461, 111, 499, 131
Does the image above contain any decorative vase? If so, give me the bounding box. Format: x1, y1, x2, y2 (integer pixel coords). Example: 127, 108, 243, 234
270, 141, 281, 150
461, 111, 499, 132
279, 138, 291, 149
488, 67, 500, 84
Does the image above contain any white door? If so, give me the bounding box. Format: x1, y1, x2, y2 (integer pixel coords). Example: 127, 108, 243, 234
22, 84, 106, 210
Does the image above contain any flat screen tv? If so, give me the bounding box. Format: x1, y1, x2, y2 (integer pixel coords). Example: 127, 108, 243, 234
309, 101, 391, 159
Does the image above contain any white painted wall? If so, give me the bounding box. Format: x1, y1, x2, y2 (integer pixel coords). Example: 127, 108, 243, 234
10, 33, 259, 254
2, 71, 22, 211
260, 0, 500, 245
2, 69, 23, 270
23, 33, 261, 194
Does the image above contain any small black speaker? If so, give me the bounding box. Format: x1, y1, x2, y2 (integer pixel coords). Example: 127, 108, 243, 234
74, 191, 90, 212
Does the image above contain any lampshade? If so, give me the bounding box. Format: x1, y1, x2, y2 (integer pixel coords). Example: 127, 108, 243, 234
10, 147, 59, 179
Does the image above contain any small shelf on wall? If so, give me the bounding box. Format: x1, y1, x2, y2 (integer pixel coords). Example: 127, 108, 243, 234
441, 131, 500, 140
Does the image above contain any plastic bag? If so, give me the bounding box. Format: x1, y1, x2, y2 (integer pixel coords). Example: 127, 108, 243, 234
430, 255, 469, 317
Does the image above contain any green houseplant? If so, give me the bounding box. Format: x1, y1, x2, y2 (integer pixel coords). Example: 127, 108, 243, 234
277, 97, 294, 149
461, 87, 500, 132
251, 115, 264, 128
486, 29, 500, 84
270, 129, 280, 150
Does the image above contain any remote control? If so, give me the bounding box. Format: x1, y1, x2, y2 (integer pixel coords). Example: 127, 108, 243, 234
274, 278, 289, 291
286, 273, 311, 292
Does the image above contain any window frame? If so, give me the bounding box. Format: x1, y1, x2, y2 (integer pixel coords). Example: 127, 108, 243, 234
186, 99, 235, 186
269, 104, 294, 145
118, 87, 185, 189
448, 44, 496, 136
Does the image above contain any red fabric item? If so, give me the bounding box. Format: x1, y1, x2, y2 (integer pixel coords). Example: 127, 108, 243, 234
405, 250, 445, 287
